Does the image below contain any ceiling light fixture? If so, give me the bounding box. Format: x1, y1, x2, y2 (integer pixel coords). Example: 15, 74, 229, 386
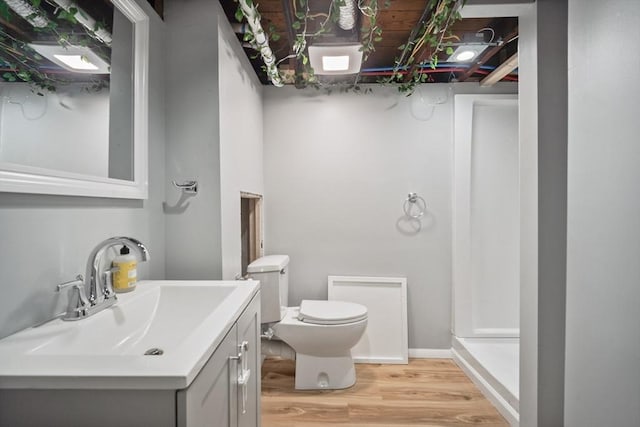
53, 54, 100, 71
29, 44, 110, 74
446, 45, 489, 63
309, 44, 363, 75
322, 55, 350, 72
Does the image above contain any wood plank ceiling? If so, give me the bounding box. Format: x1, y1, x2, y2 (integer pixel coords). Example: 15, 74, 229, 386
0, 0, 117, 85
0, 0, 162, 87
218, 0, 518, 87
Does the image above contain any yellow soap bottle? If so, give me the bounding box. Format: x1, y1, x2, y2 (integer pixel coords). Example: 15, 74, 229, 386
112, 246, 137, 293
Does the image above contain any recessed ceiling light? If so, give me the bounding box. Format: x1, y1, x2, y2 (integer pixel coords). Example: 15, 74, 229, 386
455, 50, 477, 61
29, 43, 110, 74
53, 54, 100, 71
309, 44, 363, 75
322, 55, 350, 72
447, 44, 489, 63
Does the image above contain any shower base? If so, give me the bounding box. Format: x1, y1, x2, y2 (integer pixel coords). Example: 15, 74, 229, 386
452, 336, 519, 426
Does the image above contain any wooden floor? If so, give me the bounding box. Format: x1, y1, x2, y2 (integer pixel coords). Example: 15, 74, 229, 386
261, 358, 508, 427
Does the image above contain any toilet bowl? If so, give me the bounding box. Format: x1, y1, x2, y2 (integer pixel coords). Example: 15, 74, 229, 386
273, 301, 367, 389
248, 255, 368, 390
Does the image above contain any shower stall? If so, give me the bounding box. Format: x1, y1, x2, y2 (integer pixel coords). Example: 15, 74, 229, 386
452, 94, 520, 425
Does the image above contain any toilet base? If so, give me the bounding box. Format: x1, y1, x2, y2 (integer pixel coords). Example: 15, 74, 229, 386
294, 353, 356, 390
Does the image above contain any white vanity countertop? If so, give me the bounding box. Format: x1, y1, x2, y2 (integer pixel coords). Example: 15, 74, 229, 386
0, 280, 260, 390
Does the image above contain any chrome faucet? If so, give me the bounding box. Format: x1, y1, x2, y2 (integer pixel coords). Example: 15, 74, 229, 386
85, 237, 150, 305
56, 237, 150, 321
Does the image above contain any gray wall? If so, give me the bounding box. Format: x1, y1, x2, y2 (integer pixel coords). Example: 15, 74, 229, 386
535, 0, 569, 425
516, 4, 540, 426
263, 84, 516, 350
164, 0, 223, 280
218, 13, 265, 280
565, 0, 640, 425
109, 6, 135, 181
0, 0, 166, 340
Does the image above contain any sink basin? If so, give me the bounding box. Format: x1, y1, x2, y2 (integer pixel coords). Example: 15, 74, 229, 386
0, 280, 259, 389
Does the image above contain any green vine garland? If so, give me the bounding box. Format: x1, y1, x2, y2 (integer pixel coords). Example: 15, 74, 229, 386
0, 0, 111, 93
234, 0, 390, 91
386, 0, 466, 95
235, 0, 466, 95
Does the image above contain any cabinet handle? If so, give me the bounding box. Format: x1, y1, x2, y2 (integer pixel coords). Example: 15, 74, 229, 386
237, 340, 251, 415
229, 341, 251, 415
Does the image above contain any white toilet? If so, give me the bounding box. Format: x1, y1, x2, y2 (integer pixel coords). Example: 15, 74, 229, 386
248, 255, 367, 390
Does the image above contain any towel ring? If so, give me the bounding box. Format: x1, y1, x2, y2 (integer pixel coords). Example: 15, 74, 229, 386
403, 192, 426, 219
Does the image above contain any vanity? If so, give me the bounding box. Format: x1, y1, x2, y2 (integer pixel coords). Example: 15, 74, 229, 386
0, 280, 261, 427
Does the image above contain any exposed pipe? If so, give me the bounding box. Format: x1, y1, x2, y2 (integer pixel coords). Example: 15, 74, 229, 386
359, 67, 518, 81
50, 0, 113, 46
261, 337, 296, 360
362, 64, 504, 73
231, 22, 249, 34
3, 0, 50, 28
238, 0, 284, 87
338, 0, 356, 30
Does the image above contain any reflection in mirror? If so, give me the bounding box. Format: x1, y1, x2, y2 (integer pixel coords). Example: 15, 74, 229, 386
0, 0, 134, 181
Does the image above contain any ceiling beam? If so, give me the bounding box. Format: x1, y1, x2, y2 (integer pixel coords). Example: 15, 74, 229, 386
398, 2, 436, 82
149, 0, 164, 19
0, 16, 32, 41
281, 0, 303, 87
479, 51, 518, 86
457, 26, 518, 82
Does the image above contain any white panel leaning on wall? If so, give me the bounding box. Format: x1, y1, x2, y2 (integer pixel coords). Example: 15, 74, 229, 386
328, 276, 408, 364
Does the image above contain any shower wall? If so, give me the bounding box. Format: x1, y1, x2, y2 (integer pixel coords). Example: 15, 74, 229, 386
453, 94, 520, 337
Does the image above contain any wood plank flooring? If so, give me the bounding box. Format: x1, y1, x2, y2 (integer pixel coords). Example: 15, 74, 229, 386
261, 358, 508, 427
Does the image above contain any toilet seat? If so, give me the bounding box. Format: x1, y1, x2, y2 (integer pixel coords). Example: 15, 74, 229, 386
297, 300, 368, 325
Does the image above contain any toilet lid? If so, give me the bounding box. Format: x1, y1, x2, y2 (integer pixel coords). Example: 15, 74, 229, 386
298, 300, 368, 325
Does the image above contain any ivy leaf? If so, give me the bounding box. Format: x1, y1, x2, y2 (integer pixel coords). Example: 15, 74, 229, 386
30, 0, 42, 7
234, 6, 244, 22
446, 46, 454, 55
57, 9, 78, 24
271, 33, 281, 42
292, 20, 301, 30
17, 71, 31, 81
0, 3, 10, 21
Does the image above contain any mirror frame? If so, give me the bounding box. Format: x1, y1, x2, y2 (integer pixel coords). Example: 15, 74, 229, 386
0, 0, 149, 199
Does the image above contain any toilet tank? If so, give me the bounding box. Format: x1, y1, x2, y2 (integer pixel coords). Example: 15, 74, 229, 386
247, 255, 289, 324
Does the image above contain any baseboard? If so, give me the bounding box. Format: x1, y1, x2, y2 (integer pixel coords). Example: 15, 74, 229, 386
452, 348, 519, 426
408, 348, 453, 359
353, 356, 407, 364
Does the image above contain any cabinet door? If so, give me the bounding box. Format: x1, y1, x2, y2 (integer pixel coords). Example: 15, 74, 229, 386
177, 324, 238, 427
236, 292, 261, 427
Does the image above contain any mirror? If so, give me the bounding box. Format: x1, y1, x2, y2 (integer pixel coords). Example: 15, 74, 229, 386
0, 0, 149, 198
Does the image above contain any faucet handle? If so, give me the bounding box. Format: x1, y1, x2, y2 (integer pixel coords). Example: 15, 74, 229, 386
56, 275, 90, 317
56, 275, 85, 292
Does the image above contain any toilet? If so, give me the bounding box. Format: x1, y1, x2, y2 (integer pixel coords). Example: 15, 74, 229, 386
248, 255, 367, 390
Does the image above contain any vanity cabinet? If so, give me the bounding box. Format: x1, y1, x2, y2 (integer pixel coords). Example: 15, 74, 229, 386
0, 290, 261, 427
178, 291, 261, 427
